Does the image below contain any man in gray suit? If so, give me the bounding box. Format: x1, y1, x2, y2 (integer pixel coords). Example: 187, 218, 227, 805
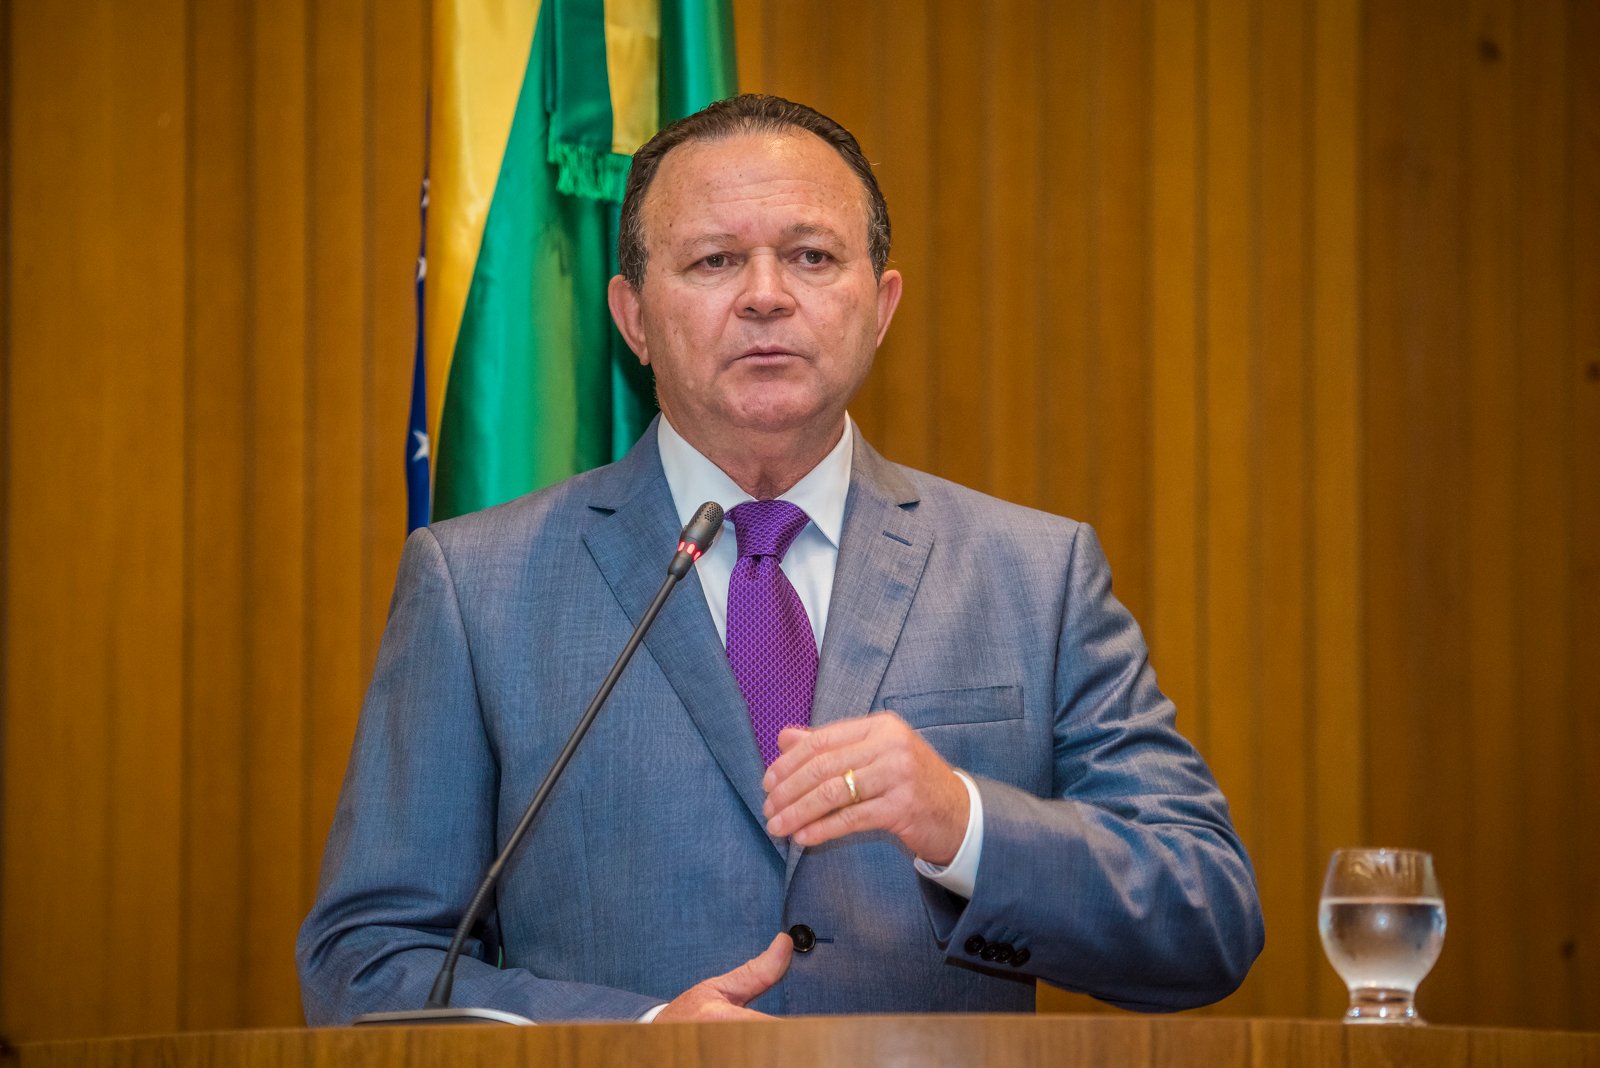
297, 94, 1263, 1024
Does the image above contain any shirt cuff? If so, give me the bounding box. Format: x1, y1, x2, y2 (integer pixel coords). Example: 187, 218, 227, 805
912, 770, 983, 899
639, 1003, 668, 1022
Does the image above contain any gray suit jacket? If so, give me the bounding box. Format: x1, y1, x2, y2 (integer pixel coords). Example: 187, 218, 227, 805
296, 424, 1263, 1023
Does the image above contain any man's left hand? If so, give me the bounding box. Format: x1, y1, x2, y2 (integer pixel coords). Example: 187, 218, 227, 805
761, 712, 969, 864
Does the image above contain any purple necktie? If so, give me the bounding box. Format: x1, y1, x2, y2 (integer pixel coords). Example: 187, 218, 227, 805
725, 500, 818, 766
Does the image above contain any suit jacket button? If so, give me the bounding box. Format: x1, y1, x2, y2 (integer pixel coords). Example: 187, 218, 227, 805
963, 934, 987, 956
980, 943, 1001, 962
1010, 947, 1030, 967
788, 924, 817, 953
992, 943, 1015, 964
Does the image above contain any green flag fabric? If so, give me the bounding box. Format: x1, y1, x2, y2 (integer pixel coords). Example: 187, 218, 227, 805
429, 0, 737, 522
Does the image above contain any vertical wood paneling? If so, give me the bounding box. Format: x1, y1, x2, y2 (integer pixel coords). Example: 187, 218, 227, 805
241, 0, 312, 1027
1037, 1, 1096, 523
927, 1, 988, 493
983, 2, 1045, 507
1569, 0, 1600, 1024
183, 0, 251, 1029
1, 0, 422, 1041
1511, 0, 1573, 1030
4, 0, 189, 1037
1088, 0, 1150, 617
3, 0, 1598, 1042
5, 3, 113, 1034
1147, 0, 1202, 766
1200, 4, 1258, 987
100, 0, 190, 1035
1365, 0, 1477, 1022
1358, 0, 1596, 1029
1462, 0, 1518, 1026
1306, 0, 1364, 1017
302, 0, 371, 902
860, 0, 934, 471
730, 0, 762, 92
1254, 0, 1312, 1017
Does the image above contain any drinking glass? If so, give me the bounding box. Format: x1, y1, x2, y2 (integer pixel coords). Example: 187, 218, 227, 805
1318, 848, 1446, 1024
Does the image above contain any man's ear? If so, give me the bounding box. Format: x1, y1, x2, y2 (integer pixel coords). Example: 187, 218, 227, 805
607, 275, 650, 364
874, 268, 904, 347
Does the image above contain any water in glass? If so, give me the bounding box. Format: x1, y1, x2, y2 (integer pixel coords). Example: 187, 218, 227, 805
1318, 849, 1445, 1023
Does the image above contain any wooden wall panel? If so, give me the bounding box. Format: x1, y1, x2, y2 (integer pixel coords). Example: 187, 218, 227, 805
1036, 3, 1096, 528
3, 0, 189, 1036
1, 0, 427, 1042
1255, 0, 1314, 1018
1306, 0, 1364, 1018
1462, 0, 1519, 1028
983, 2, 1045, 510
861, 0, 935, 472
1198, 3, 1258, 1013
242, 0, 312, 1027
303, 0, 371, 913
1570, 0, 1600, 1024
1362, 0, 1598, 1030
2, 0, 1596, 1043
1510, 1, 1574, 1030
1148, 0, 1203, 796
184, 0, 251, 1029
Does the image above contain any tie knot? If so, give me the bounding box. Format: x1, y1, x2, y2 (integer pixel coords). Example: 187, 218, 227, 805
728, 499, 811, 561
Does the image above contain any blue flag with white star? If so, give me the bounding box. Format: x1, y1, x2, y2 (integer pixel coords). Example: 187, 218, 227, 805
406, 173, 431, 533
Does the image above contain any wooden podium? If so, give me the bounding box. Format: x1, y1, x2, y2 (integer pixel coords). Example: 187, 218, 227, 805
13, 1016, 1600, 1067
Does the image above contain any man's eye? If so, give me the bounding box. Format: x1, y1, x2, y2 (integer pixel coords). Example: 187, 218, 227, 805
798, 249, 831, 266
701, 253, 730, 269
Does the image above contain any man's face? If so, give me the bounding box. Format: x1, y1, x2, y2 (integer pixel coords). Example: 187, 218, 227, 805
609, 131, 901, 449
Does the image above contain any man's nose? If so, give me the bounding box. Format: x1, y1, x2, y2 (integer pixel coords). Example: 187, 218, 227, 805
738, 254, 795, 318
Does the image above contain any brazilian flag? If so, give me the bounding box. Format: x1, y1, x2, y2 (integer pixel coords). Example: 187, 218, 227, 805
411, 0, 737, 527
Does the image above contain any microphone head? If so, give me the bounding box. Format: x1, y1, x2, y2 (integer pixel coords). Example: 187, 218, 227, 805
668, 501, 724, 578
681, 501, 725, 553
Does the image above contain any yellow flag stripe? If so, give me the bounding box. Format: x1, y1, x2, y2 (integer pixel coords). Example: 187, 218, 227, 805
425, 0, 542, 444
604, 0, 660, 155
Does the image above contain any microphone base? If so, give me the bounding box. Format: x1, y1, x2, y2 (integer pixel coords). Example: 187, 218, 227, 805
352, 1007, 536, 1026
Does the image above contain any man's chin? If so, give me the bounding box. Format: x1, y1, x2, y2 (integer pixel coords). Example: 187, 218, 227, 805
727, 403, 843, 439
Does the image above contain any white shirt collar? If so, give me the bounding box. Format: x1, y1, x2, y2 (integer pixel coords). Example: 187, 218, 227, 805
656, 414, 854, 548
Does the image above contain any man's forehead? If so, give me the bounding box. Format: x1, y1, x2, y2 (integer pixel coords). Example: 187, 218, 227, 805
640, 130, 867, 250
646, 130, 862, 208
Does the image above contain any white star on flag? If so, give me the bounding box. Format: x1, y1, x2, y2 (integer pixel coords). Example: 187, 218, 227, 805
411, 429, 430, 463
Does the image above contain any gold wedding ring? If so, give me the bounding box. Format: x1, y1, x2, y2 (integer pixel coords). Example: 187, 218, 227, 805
843, 767, 860, 805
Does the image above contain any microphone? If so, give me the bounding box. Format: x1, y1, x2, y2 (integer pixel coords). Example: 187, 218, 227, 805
669, 500, 725, 578
353, 502, 725, 1026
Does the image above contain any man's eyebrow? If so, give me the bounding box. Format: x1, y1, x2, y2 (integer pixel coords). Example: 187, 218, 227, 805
676, 231, 739, 250
671, 223, 846, 251
786, 222, 844, 243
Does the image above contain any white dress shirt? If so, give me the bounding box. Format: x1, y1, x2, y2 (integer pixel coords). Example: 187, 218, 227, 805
655, 415, 983, 898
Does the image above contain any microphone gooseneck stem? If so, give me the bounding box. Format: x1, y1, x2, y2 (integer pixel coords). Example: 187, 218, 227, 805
426, 570, 682, 1010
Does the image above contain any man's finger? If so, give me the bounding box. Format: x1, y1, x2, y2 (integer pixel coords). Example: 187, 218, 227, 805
763, 740, 879, 822
764, 718, 874, 790
774, 725, 811, 753
709, 931, 794, 1006
785, 796, 889, 850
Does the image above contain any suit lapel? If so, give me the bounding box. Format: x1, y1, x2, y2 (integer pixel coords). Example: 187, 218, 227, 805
786, 431, 933, 879
581, 430, 779, 853
811, 433, 932, 729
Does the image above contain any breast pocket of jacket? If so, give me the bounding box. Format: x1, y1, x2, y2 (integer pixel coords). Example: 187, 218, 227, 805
874, 685, 1032, 787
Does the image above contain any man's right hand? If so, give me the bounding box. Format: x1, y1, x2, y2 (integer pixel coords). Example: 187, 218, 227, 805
652, 932, 794, 1021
